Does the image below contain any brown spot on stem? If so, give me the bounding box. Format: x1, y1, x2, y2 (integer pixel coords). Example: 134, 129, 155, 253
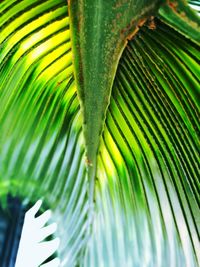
86, 158, 93, 166
125, 18, 147, 40
167, 0, 178, 11
147, 16, 156, 30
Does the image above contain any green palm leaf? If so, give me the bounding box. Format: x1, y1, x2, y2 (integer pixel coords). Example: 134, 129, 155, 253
86, 19, 199, 266
0, 0, 199, 266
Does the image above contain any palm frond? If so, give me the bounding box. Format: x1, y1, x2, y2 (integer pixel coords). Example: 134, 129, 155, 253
0, 1, 199, 267
0, 1, 89, 265
188, 0, 200, 14
158, 0, 200, 44
84, 18, 200, 267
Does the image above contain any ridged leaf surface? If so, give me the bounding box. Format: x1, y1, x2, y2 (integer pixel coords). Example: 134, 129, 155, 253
0, 0, 199, 266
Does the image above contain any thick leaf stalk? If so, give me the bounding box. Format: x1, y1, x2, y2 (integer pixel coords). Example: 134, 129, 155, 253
68, 0, 163, 178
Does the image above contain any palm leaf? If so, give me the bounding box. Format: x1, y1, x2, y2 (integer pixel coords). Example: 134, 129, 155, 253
85, 18, 199, 266
0, 0, 199, 266
0, 1, 88, 265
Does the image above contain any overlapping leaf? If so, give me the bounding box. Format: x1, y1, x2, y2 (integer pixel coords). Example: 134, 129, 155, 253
0, 1, 88, 265
85, 18, 199, 267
